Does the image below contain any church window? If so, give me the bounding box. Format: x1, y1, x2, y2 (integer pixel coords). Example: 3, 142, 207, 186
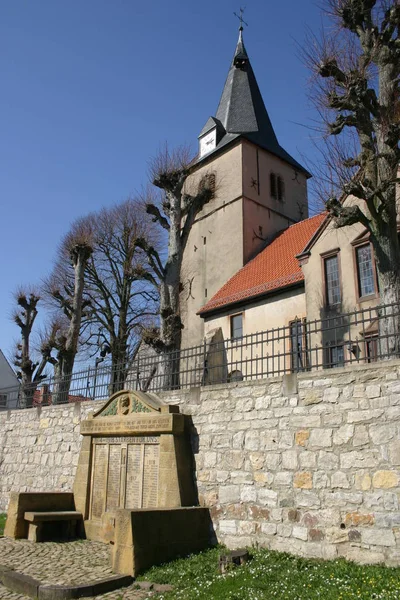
326, 344, 345, 368
365, 336, 378, 362
270, 173, 285, 201
323, 253, 341, 307
270, 173, 277, 199
290, 319, 308, 372
356, 244, 375, 298
230, 314, 243, 339
0, 394, 6, 407
277, 176, 285, 201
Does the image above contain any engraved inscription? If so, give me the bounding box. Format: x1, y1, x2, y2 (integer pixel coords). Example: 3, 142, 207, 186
81, 416, 172, 435
142, 444, 160, 508
106, 445, 121, 512
91, 444, 108, 519
94, 436, 159, 445
125, 444, 142, 509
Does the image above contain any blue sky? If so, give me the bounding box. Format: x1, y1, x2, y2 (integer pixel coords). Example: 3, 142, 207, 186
0, 0, 325, 363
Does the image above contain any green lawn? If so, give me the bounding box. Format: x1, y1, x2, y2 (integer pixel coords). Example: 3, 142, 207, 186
137, 546, 400, 600
0, 513, 6, 535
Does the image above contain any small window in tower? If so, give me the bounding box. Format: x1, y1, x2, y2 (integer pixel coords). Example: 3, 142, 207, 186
203, 237, 206, 245
277, 176, 285, 201
270, 173, 277, 199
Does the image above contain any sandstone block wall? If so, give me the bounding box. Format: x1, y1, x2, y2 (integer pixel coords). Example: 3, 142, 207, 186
162, 360, 400, 565
1, 361, 400, 565
0, 402, 97, 512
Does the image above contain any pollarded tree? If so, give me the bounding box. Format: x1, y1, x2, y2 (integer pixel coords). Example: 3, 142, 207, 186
137, 145, 216, 388
306, 0, 400, 352
44, 218, 94, 403
82, 198, 160, 394
12, 288, 53, 408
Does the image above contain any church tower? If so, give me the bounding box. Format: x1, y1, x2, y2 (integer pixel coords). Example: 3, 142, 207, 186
181, 27, 311, 349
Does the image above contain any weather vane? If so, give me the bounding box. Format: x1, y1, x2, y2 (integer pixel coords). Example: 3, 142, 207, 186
234, 7, 248, 31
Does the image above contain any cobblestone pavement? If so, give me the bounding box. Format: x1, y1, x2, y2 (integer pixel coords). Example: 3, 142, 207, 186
0, 539, 156, 599
0, 583, 28, 599
0, 538, 114, 585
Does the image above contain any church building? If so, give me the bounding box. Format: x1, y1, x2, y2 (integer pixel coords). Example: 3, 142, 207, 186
180, 27, 314, 351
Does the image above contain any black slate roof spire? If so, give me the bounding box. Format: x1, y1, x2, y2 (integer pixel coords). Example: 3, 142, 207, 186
215, 28, 279, 142
197, 29, 310, 176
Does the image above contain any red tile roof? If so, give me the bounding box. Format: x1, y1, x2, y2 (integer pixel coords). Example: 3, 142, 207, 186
33, 390, 91, 406
198, 213, 327, 315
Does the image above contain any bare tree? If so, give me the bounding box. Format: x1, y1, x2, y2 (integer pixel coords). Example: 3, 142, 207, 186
44, 218, 94, 403
82, 198, 160, 394
305, 0, 400, 352
12, 289, 53, 408
137, 145, 216, 388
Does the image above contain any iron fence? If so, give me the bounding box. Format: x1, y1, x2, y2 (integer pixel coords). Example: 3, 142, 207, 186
2, 301, 400, 408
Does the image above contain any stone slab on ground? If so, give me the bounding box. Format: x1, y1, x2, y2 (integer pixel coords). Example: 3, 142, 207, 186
0, 582, 154, 600
0, 539, 156, 599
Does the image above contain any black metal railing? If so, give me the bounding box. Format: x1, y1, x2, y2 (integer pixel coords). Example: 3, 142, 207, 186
2, 301, 400, 408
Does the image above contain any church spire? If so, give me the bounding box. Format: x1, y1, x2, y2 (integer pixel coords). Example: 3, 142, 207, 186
197, 26, 309, 175
215, 27, 279, 144
233, 28, 249, 68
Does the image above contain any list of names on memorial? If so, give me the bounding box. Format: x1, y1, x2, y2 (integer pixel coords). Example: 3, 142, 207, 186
143, 444, 160, 508
125, 444, 142, 509
106, 445, 121, 512
91, 444, 108, 519
90, 436, 160, 517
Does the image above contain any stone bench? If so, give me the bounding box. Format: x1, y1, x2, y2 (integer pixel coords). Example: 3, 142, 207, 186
24, 511, 82, 542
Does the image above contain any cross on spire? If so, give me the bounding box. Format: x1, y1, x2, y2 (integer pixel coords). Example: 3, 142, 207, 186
234, 7, 248, 31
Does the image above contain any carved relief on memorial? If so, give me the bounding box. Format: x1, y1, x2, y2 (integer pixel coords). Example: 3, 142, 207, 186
95, 390, 165, 417
118, 395, 131, 416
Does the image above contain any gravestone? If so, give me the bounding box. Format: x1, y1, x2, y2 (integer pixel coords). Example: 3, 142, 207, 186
74, 390, 197, 543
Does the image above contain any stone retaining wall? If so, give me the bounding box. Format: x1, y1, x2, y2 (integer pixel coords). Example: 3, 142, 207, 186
1, 360, 400, 564
0, 402, 96, 512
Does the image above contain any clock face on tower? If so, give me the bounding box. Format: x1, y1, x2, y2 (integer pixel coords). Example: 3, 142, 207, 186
199, 128, 217, 158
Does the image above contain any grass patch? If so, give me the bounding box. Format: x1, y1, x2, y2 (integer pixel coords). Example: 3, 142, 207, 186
137, 546, 400, 599
0, 513, 6, 535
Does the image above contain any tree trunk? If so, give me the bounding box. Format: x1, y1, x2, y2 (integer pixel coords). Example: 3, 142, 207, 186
53, 245, 91, 404
52, 353, 74, 405
159, 256, 182, 390
373, 224, 400, 358
19, 372, 34, 409
109, 347, 128, 396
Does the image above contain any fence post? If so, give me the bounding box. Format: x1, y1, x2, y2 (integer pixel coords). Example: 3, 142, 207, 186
202, 338, 208, 386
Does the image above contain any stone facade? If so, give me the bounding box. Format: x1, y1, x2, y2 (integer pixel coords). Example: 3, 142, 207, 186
2, 361, 400, 564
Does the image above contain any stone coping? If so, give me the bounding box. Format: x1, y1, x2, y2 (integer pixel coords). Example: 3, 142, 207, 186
158, 356, 400, 395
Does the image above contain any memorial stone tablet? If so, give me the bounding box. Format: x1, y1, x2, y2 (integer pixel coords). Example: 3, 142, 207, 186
76, 389, 196, 543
